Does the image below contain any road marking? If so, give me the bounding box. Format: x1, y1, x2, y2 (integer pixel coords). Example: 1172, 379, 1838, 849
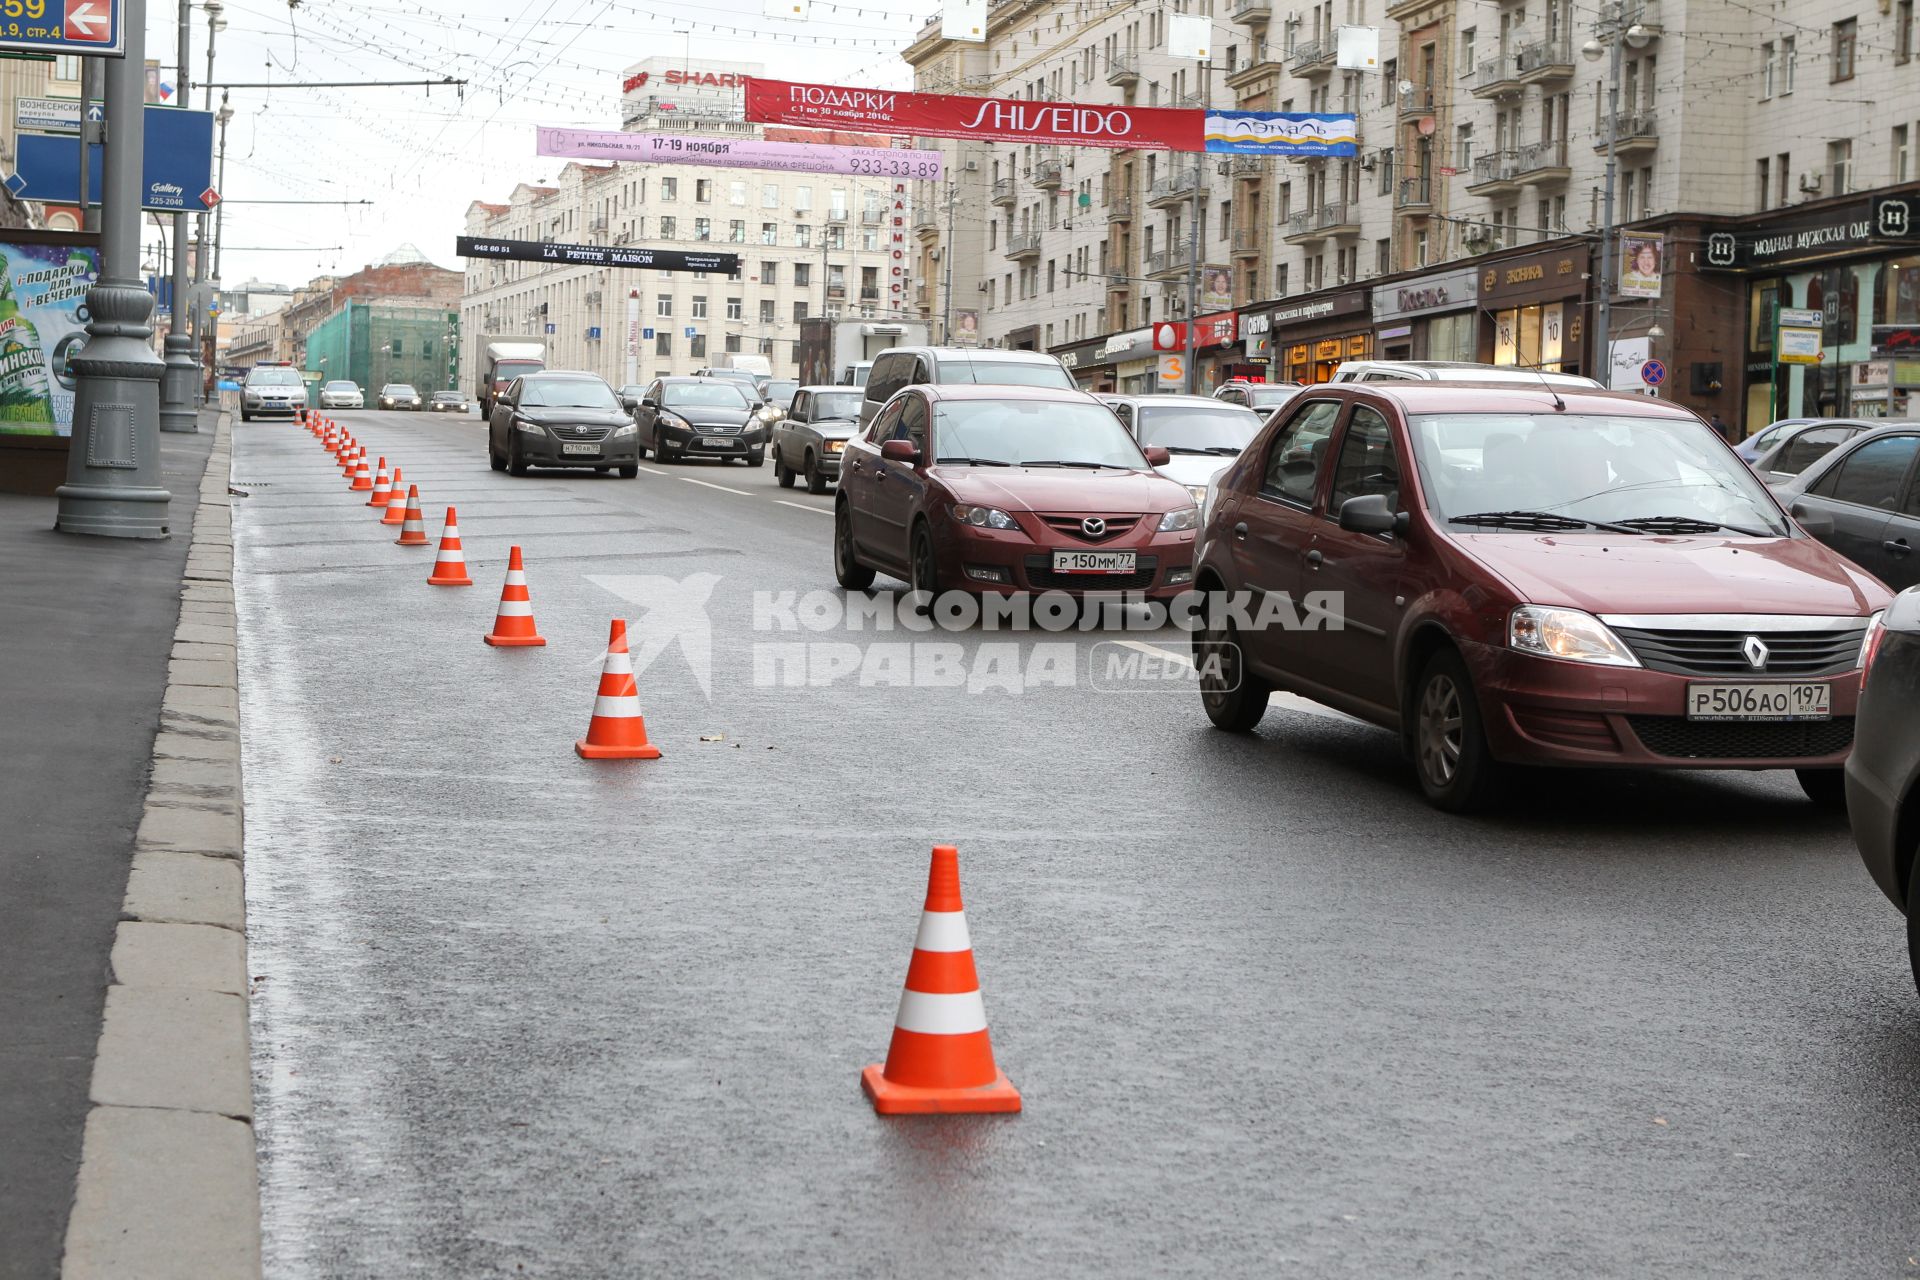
1114, 639, 1354, 721
637, 466, 667, 476
775, 500, 833, 516
678, 476, 751, 496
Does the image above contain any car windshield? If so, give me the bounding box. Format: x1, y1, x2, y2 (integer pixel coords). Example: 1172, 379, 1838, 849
247, 369, 303, 387
765, 379, 798, 403
812, 390, 863, 420
382, 385, 417, 395
495, 361, 542, 383
520, 378, 619, 409
705, 370, 757, 382
846, 365, 873, 386
1241, 386, 1301, 407
935, 399, 1148, 469
324, 381, 355, 391
1409, 412, 1792, 536
934, 357, 1076, 389
662, 382, 753, 408
1134, 404, 1261, 454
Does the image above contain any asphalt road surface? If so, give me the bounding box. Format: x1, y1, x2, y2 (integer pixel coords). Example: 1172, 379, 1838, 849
236, 408, 1920, 1278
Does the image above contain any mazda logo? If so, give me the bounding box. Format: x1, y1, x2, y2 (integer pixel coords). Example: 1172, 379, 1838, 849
1742, 635, 1769, 670
1081, 517, 1106, 537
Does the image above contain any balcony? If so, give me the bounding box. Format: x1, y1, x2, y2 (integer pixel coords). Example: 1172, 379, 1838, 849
1106, 195, 1134, 223
1231, 226, 1262, 257
913, 211, 939, 239
1397, 82, 1436, 120
1147, 170, 1206, 208
1466, 150, 1522, 195
991, 177, 1015, 207
1515, 137, 1571, 184
1283, 201, 1359, 243
1515, 36, 1574, 82
1229, 156, 1267, 181
1107, 270, 1130, 289
825, 209, 849, 224
1395, 177, 1432, 210
1004, 231, 1042, 261
1145, 244, 1194, 279
1224, 51, 1284, 91
826, 284, 847, 300
913, 280, 928, 305
1173, 90, 1209, 110
1034, 157, 1065, 190
1230, 0, 1271, 24
1472, 53, 1522, 97
861, 207, 884, 225
1289, 37, 1336, 76
1595, 111, 1659, 158
1106, 52, 1140, 87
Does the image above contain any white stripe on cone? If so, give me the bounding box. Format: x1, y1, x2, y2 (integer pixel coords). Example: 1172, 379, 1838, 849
504, 570, 526, 586
601, 653, 635, 675
591, 695, 642, 718
913, 910, 973, 953
893, 989, 989, 1036
435, 550, 465, 563
495, 600, 533, 616
444, 524, 461, 537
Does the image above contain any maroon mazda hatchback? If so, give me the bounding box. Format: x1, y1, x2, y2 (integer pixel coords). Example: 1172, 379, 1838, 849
834, 384, 1199, 598
1193, 382, 1893, 813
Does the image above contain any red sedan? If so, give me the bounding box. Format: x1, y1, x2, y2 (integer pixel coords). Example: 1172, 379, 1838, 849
833, 384, 1199, 598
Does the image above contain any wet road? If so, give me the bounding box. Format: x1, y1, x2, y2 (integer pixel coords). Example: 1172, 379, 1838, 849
237, 408, 1920, 1277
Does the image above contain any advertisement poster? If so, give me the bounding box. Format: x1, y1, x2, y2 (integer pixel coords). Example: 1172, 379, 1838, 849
1203, 111, 1360, 156
0, 241, 98, 438
952, 309, 981, 346
535, 127, 944, 180
1619, 232, 1663, 300
1201, 267, 1232, 313
744, 77, 1205, 152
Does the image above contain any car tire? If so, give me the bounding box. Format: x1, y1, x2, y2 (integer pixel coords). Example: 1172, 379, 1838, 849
1795, 767, 1848, 810
909, 521, 942, 612
240, 410, 252, 422
834, 498, 875, 591
618, 464, 639, 479
1197, 606, 1271, 733
748, 450, 765, 468
659, 440, 679, 464
1411, 649, 1504, 814
776, 453, 796, 488
805, 454, 828, 495
488, 438, 506, 472
508, 434, 529, 477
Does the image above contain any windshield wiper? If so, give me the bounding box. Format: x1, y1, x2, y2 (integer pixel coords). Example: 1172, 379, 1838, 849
935, 456, 1012, 466
1158, 445, 1216, 455
1450, 510, 1646, 535
1614, 515, 1772, 537
1201, 445, 1245, 455
1021, 459, 1111, 469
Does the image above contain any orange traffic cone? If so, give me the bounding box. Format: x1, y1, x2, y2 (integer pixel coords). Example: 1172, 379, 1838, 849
349, 453, 374, 491
483, 546, 546, 646
365, 457, 391, 505
862, 844, 1021, 1115
342, 444, 363, 477
426, 507, 473, 586
393, 486, 430, 546
574, 619, 661, 759
379, 469, 409, 524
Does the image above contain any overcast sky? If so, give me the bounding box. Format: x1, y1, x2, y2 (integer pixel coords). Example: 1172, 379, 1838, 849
142, 0, 933, 292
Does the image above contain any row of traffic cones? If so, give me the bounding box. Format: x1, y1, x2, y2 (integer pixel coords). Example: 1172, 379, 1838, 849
298, 414, 1007, 1112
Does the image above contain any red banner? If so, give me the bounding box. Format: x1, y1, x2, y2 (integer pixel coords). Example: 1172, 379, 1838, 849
744, 77, 1205, 153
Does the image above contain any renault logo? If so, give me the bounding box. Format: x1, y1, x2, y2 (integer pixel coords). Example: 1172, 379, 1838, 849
1742, 635, 1769, 670
1082, 517, 1107, 537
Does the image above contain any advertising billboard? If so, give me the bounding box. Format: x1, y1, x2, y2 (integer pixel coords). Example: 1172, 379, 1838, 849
0, 239, 98, 438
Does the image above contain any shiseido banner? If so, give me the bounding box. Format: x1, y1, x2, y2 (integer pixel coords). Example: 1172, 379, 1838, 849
455, 237, 740, 274
743, 77, 1205, 152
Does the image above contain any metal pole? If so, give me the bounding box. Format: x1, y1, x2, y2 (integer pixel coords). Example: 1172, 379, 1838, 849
56, 6, 173, 537
1182, 160, 1201, 394
192, 2, 221, 398
77, 60, 96, 231
159, 0, 198, 431
941, 180, 955, 343
212, 93, 230, 280
1594, 33, 1620, 384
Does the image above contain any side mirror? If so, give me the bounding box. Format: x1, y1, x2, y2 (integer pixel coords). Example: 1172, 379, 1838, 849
1143, 445, 1172, 466
880, 439, 920, 464
1790, 501, 1835, 538
640, 398, 659, 410
1338, 493, 1408, 536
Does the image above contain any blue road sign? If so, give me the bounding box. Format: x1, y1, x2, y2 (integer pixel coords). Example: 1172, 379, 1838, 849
544, 322, 556, 334
642, 327, 655, 339
12, 106, 212, 210
1640, 358, 1667, 387
683, 326, 695, 338
0, 0, 124, 58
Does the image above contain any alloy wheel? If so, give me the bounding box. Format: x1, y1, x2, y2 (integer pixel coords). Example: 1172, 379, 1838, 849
1418, 674, 1464, 789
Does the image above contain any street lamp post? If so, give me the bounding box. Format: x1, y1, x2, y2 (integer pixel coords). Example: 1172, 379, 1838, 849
191, 0, 225, 396
159, 0, 199, 432
1582, 15, 1651, 385
55, 0, 171, 536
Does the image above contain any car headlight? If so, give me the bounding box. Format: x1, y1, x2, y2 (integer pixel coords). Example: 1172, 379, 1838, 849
514, 417, 544, 434
1157, 506, 1199, 532
1508, 605, 1641, 667
951, 504, 1019, 530
756, 405, 782, 423
611, 422, 637, 437
826, 439, 846, 454
659, 412, 690, 431
1186, 484, 1209, 506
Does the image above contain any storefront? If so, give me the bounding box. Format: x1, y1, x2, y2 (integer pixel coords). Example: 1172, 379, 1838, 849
1476, 243, 1590, 376
1699, 191, 1920, 427
1049, 327, 1156, 392
1371, 266, 1479, 362
1192, 311, 1240, 388
1254, 289, 1372, 384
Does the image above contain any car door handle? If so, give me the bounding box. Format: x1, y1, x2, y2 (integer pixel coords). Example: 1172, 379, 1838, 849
1232, 522, 1248, 540
1885, 539, 1912, 556
1305, 549, 1324, 569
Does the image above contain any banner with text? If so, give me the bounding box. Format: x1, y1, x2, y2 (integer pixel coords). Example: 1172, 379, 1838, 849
0, 240, 98, 438
1203, 111, 1359, 156
536, 127, 944, 181
455, 237, 740, 274
744, 77, 1205, 152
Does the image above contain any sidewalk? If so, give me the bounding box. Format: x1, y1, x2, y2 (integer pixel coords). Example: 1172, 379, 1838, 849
0, 410, 231, 1280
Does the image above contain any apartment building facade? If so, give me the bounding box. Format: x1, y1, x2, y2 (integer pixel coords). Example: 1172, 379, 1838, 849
905, 0, 1920, 430
459, 58, 901, 391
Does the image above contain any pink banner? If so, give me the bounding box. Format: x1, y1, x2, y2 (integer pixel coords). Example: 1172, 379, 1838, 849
535, 127, 943, 181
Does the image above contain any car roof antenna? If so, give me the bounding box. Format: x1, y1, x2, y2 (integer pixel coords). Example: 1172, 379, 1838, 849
1520, 356, 1567, 412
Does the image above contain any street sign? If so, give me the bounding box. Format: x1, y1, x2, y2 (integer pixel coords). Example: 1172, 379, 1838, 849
9, 106, 212, 210
0, 0, 123, 57
544, 322, 556, 334
1640, 358, 1667, 387
15, 95, 79, 133
642, 327, 655, 339
200, 186, 218, 208
683, 326, 695, 338
1779, 308, 1823, 329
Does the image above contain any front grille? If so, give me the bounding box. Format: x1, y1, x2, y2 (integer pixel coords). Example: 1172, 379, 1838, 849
1037, 513, 1142, 543
1625, 715, 1855, 760
1612, 624, 1866, 677
692, 422, 743, 435
549, 424, 610, 442
1024, 554, 1158, 591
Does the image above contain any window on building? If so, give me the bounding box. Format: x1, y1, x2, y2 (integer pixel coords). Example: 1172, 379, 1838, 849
1381, 58, 1398, 105
826, 225, 845, 250
729, 220, 746, 243
760, 338, 775, 356
759, 299, 776, 325
694, 218, 711, 241
691, 334, 707, 358
1414, 230, 1430, 267
760, 222, 778, 245
1777, 152, 1791, 206
1757, 156, 1772, 209
726, 297, 743, 321
728, 180, 747, 206
793, 263, 811, 287
761, 261, 778, 284
1376, 237, 1392, 275
696, 179, 713, 203
656, 293, 672, 317
794, 185, 812, 211
1897, 127, 1911, 184
691, 296, 709, 319
655, 332, 672, 356
1831, 19, 1857, 82
793, 301, 809, 323
1902, 0, 1915, 64
762, 183, 780, 209
1783, 36, 1797, 93
660, 215, 677, 239
724, 334, 742, 353
795, 224, 812, 248
1828, 138, 1854, 194
862, 228, 880, 251
1761, 41, 1776, 99
661, 177, 678, 200
53, 54, 79, 81
1275, 262, 1289, 296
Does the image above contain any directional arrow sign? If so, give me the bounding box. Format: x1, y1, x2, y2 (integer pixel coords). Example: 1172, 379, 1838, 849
63, 0, 109, 41
12, 106, 213, 211
0, 0, 124, 55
